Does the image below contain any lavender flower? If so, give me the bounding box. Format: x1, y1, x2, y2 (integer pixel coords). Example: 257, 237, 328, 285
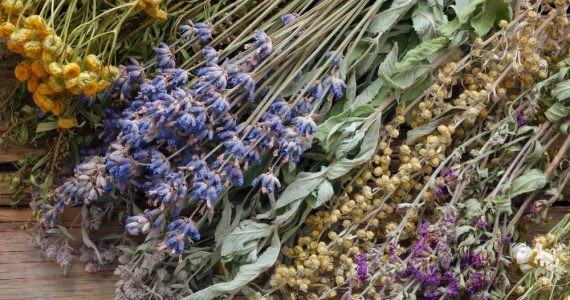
179, 22, 212, 42
252, 172, 281, 194
253, 29, 272, 58
281, 14, 296, 25
324, 75, 346, 98
154, 42, 175, 69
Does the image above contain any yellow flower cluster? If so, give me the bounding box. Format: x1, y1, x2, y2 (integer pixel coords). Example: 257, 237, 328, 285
0, 4, 119, 128
134, 0, 168, 21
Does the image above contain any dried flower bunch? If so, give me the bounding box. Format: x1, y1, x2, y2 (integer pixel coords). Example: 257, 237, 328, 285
269, 1, 570, 299
0, 0, 213, 204
1, 0, 568, 299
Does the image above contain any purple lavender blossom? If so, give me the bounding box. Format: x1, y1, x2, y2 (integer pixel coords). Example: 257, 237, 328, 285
467, 272, 485, 293
513, 109, 526, 127
476, 217, 488, 229
355, 253, 369, 283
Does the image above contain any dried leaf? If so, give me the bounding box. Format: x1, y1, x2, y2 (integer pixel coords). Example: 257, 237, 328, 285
510, 169, 547, 198
185, 233, 280, 300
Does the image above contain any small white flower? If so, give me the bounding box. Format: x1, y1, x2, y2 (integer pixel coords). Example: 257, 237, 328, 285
512, 243, 532, 265
534, 249, 554, 268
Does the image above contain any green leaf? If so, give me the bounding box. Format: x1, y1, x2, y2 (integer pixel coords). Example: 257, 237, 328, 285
394, 37, 449, 72
214, 197, 233, 248
492, 196, 512, 214
526, 141, 545, 164
351, 78, 384, 111
378, 43, 399, 77
463, 199, 483, 219
412, 1, 447, 39
313, 180, 334, 208
335, 130, 365, 159
220, 221, 272, 258
510, 169, 547, 198
273, 199, 303, 225
551, 80, 570, 103
346, 72, 357, 104
471, 0, 512, 36
455, 225, 474, 236
185, 233, 280, 300
545, 103, 570, 122
406, 107, 466, 143
326, 117, 382, 179
275, 167, 327, 209
458, 234, 477, 248
438, 0, 485, 37
36, 122, 58, 133
368, 0, 415, 34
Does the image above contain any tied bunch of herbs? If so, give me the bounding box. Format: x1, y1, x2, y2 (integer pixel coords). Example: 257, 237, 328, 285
22, 0, 570, 300
0, 0, 215, 205
28, 0, 446, 298
269, 1, 570, 299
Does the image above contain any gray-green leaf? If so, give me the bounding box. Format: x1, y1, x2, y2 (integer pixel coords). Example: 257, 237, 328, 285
185, 233, 280, 300
220, 221, 272, 258
545, 103, 570, 122
394, 37, 449, 73
314, 180, 334, 208
510, 169, 547, 198
368, 0, 416, 34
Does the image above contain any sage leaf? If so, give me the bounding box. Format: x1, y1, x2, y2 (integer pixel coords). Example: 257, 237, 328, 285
313, 180, 334, 208
275, 167, 327, 209
492, 196, 513, 214
36, 122, 58, 133
185, 234, 280, 300
545, 103, 570, 122
326, 117, 382, 179
510, 169, 547, 198
220, 220, 272, 258
368, 0, 415, 34
552, 80, 570, 103
394, 37, 449, 72
471, 0, 512, 36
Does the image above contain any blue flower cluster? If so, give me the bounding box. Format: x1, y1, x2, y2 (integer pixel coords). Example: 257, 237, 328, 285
40, 19, 348, 258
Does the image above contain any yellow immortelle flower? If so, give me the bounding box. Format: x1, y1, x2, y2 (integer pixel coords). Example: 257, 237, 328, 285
6, 39, 23, 53
41, 49, 55, 63
0, 21, 15, 38
30, 60, 48, 77
147, 7, 168, 21
85, 54, 102, 72
47, 62, 63, 77
82, 80, 98, 96
23, 40, 43, 59
24, 15, 46, 31
48, 76, 65, 92
62, 63, 81, 79
51, 100, 63, 116
97, 80, 110, 92
57, 116, 76, 129
42, 35, 63, 54
14, 60, 31, 81
64, 77, 79, 90
36, 27, 54, 41
27, 76, 40, 92
33, 92, 54, 112
1, 0, 24, 13
11, 28, 32, 44
36, 83, 55, 95
101, 65, 120, 81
